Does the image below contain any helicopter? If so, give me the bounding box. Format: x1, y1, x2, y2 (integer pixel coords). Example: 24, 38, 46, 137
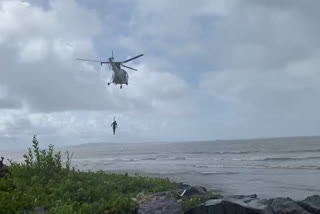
76, 51, 143, 89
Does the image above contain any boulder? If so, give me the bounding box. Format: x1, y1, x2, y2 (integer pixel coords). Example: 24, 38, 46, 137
270, 197, 311, 214
135, 191, 171, 204
182, 186, 207, 198
229, 194, 258, 200
176, 182, 191, 190
33, 207, 46, 214
298, 195, 320, 214
24, 207, 46, 214
155, 191, 168, 197
0, 162, 9, 178
138, 198, 183, 214
184, 199, 224, 214
223, 198, 274, 214
185, 195, 274, 214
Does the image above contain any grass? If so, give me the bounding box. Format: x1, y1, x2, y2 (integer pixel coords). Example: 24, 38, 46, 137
0, 135, 176, 214
180, 191, 222, 211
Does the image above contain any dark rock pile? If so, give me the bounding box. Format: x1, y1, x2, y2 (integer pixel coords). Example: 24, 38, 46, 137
138, 198, 183, 214
299, 195, 320, 214
185, 194, 320, 214
136, 182, 320, 214
137, 183, 211, 214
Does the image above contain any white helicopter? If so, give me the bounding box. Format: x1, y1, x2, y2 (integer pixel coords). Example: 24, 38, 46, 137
76, 51, 143, 89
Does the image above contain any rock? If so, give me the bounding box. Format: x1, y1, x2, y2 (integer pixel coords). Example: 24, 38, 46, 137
0, 157, 4, 168
24, 207, 46, 214
207, 193, 223, 200
176, 182, 191, 190
0, 164, 9, 178
136, 193, 158, 204
270, 197, 311, 214
185, 196, 274, 214
298, 195, 320, 214
184, 199, 224, 214
138, 198, 183, 214
33, 207, 46, 214
155, 191, 168, 197
182, 186, 207, 198
227, 194, 259, 204
229, 194, 258, 200
135, 192, 169, 204
223, 198, 274, 214
136, 192, 145, 200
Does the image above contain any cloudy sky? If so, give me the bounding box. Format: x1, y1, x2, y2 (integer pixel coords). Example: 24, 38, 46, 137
1, 0, 320, 149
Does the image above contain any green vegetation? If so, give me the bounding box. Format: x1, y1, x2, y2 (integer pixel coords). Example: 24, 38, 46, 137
180, 197, 204, 211
179, 190, 222, 211
0, 135, 175, 214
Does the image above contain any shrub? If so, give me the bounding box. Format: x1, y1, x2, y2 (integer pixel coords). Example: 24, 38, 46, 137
0, 135, 175, 214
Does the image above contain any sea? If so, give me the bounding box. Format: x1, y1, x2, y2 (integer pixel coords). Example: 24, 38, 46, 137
3, 136, 320, 200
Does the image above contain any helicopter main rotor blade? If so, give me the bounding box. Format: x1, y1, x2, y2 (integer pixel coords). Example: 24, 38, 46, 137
121, 54, 144, 63
76, 58, 110, 64
121, 64, 138, 71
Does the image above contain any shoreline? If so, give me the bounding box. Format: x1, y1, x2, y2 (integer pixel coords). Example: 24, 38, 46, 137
2, 135, 320, 213
80, 168, 319, 201
3, 152, 319, 201
1, 161, 320, 213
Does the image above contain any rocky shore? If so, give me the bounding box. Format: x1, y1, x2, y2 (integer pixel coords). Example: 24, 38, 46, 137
13, 185, 320, 214
137, 183, 320, 214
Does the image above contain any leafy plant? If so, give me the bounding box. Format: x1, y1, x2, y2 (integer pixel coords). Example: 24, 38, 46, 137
0, 135, 175, 214
179, 190, 222, 211
180, 197, 204, 211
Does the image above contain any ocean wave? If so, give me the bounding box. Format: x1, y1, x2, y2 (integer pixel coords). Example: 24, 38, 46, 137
259, 156, 320, 161
193, 164, 209, 168
200, 171, 239, 175
140, 157, 157, 161
108, 157, 157, 161
187, 150, 259, 155
276, 149, 320, 154
97, 155, 320, 163
98, 158, 141, 162
169, 157, 187, 160
186, 148, 320, 155
217, 156, 320, 162
256, 165, 320, 170
209, 164, 320, 170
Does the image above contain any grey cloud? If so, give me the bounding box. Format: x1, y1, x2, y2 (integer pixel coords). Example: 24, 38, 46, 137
0, 0, 194, 114
115, 0, 222, 61
200, 0, 320, 138
212, 0, 320, 70
4, 0, 318, 146
0, 0, 201, 149
0, 97, 21, 109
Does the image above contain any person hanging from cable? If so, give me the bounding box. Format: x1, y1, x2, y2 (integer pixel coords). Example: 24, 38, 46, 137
111, 118, 118, 135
